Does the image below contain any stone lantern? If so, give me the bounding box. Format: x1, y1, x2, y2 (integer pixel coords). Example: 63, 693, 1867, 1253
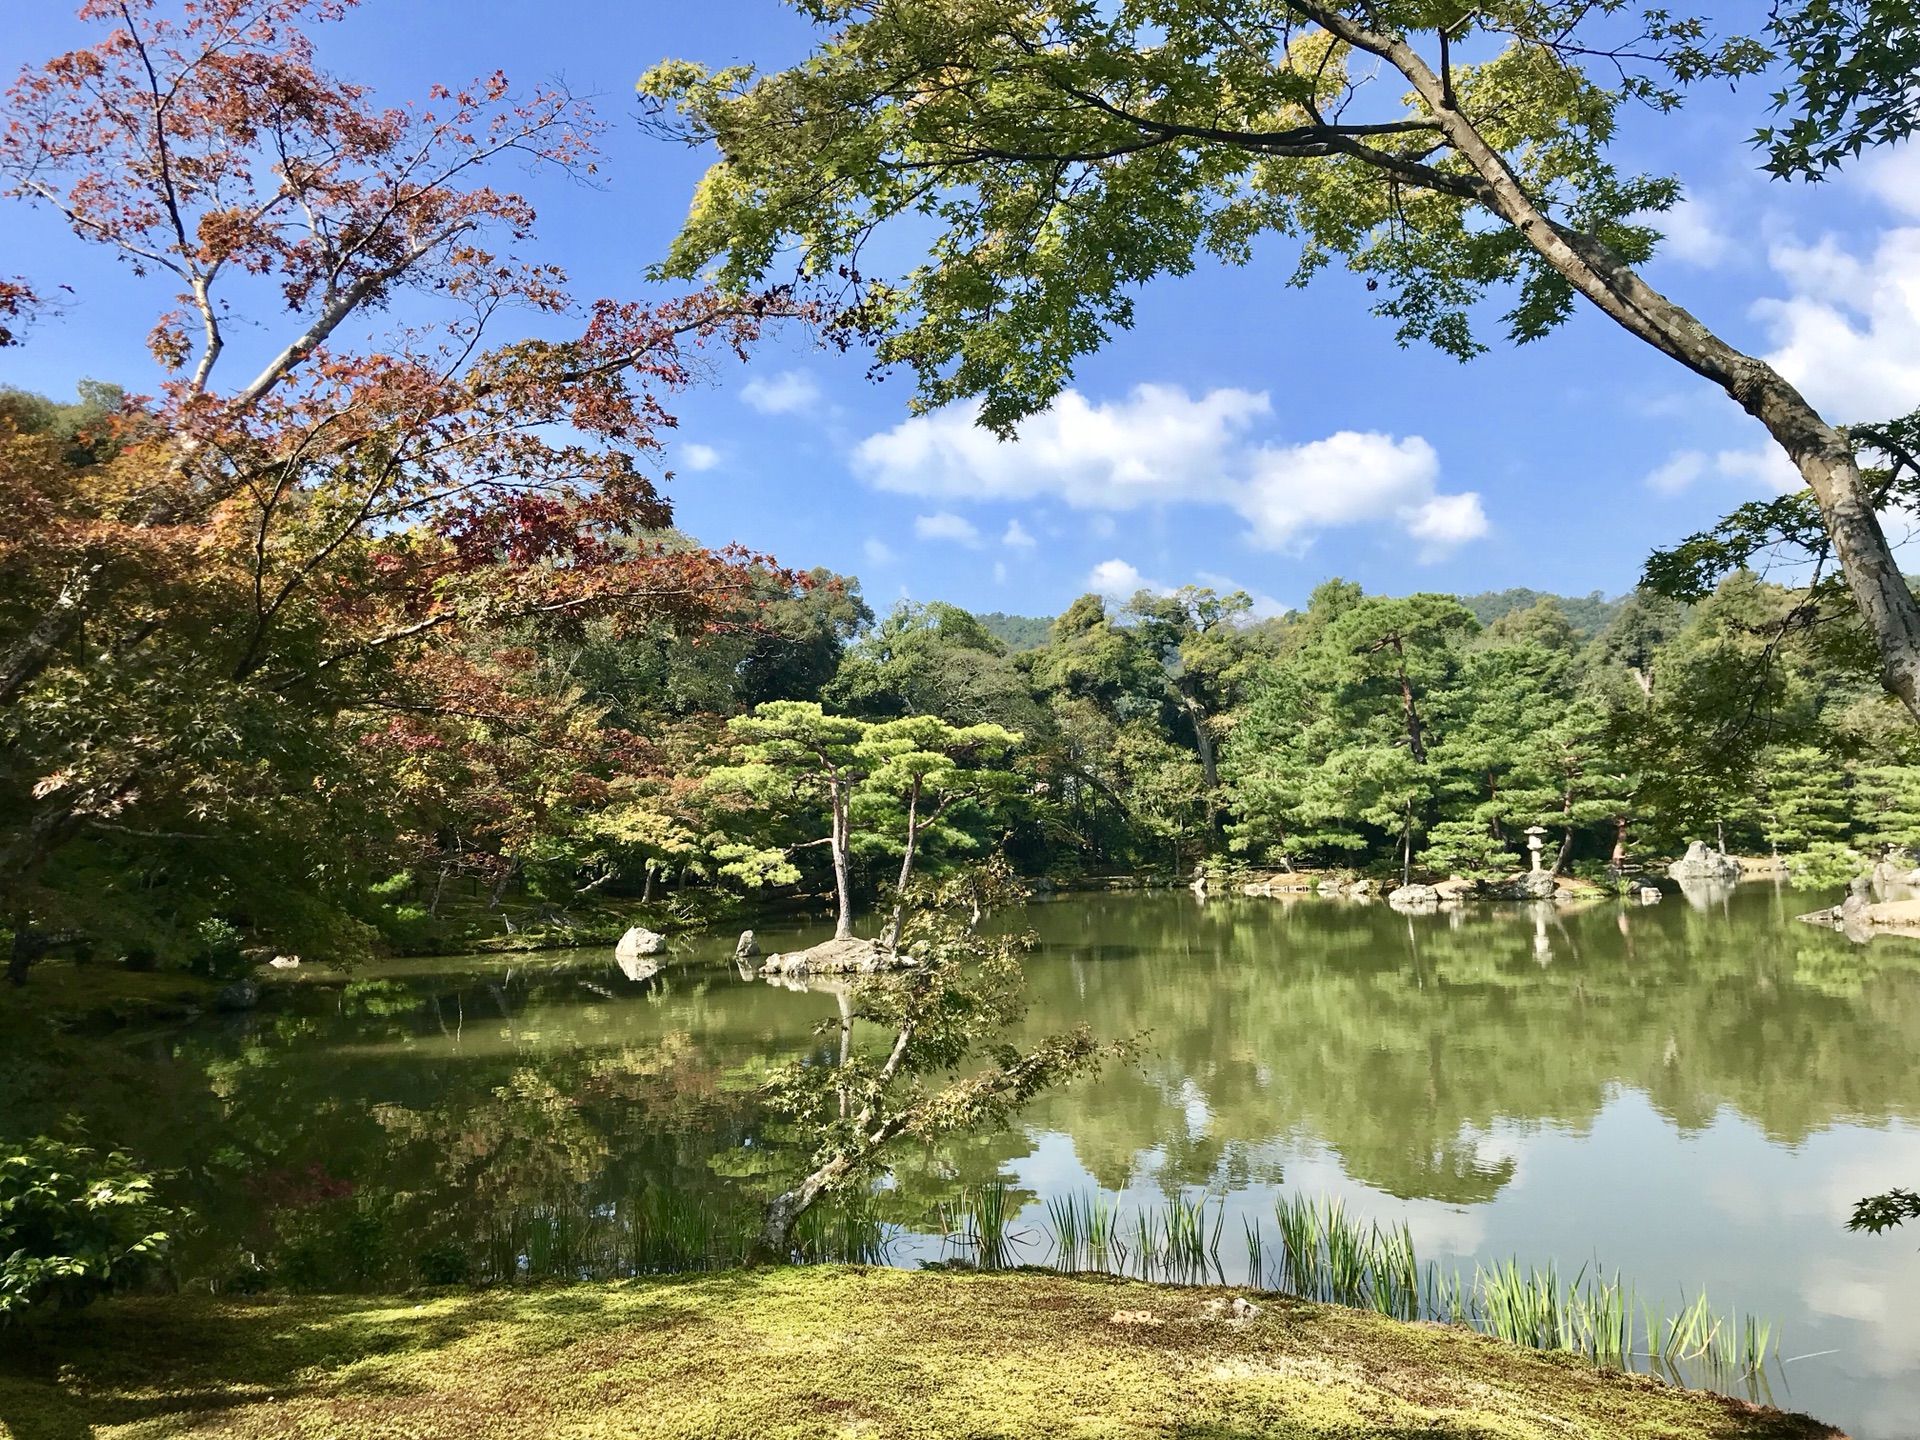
1524, 825, 1548, 874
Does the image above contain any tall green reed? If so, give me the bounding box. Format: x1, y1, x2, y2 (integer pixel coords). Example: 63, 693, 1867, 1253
942, 1180, 1024, 1268
1255, 1191, 1778, 1393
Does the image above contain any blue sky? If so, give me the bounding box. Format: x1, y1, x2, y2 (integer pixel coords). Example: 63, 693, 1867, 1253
6, 1, 1920, 620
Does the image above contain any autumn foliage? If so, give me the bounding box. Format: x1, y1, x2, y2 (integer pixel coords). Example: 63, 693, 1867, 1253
0, 0, 804, 969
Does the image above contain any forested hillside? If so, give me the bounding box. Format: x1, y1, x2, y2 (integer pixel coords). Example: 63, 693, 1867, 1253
975, 612, 1055, 652
1459, 589, 1622, 637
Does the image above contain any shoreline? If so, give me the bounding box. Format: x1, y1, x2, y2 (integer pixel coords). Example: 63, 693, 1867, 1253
0, 1267, 1843, 1439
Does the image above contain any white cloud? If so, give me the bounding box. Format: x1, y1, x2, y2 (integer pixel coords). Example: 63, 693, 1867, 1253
1237, 431, 1478, 553
680, 442, 720, 472
1654, 195, 1731, 267
740, 369, 823, 415
1002, 518, 1037, 549
1647, 451, 1708, 495
1087, 558, 1171, 601
913, 511, 982, 546
1646, 445, 1802, 496
853, 384, 1483, 557
1863, 144, 1920, 220
863, 537, 897, 565
1714, 444, 1803, 493
1403, 491, 1491, 546
1752, 149, 1920, 423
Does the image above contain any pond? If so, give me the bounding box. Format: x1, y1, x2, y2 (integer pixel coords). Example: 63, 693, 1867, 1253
11, 886, 1920, 1438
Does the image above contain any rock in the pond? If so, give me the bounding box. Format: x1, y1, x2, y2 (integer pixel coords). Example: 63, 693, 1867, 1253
1521, 872, 1560, 900
268, 954, 301, 969
614, 926, 666, 982
760, 937, 907, 976
215, 980, 259, 1011
1624, 880, 1663, 904
1345, 877, 1375, 897
734, 929, 759, 960
616, 926, 666, 961
1667, 841, 1741, 882
1387, 883, 1439, 910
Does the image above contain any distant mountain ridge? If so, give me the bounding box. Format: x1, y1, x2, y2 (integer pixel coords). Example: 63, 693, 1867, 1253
975, 592, 1624, 650
1458, 588, 1624, 636
975, 612, 1054, 652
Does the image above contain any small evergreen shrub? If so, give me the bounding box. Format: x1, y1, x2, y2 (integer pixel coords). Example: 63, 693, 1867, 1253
188, 918, 251, 980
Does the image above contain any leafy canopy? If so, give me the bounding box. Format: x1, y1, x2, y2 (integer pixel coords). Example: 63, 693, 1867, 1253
644, 0, 1764, 432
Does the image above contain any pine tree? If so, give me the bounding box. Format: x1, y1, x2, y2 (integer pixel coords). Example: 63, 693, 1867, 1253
1756, 747, 1853, 854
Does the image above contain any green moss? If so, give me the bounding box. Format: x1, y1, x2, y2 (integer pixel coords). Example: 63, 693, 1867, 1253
0, 961, 215, 1028
0, 1268, 1839, 1439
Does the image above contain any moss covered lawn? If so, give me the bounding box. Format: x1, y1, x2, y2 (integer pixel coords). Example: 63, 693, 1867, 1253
0, 1266, 1843, 1440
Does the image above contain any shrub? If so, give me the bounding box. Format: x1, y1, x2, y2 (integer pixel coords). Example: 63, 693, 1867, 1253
1787, 842, 1862, 889
0, 1138, 176, 1316
188, 918, 251, 981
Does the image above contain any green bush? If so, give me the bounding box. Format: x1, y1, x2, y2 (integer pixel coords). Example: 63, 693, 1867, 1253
1787, 842, 1863, 889
0, 1138, 177, 1316
188, 917, 251, 981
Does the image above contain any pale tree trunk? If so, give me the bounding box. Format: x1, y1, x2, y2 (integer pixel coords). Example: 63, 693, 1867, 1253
752, 1025, 916, 1262
883, 779, 921, 950
1310, 6, 1920, 723
752, 1156, 850, 1264
1552, 793, 1576, 877
0, 559, 105, 708
829, 773, 855, 941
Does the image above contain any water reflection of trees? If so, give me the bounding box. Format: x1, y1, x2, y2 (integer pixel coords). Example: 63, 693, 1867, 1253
1010, 892, 1920, 1202
11, 892, 1920, 1286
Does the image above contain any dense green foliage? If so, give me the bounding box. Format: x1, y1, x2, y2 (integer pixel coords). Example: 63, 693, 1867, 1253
642, 1, 1762, 431
1226, 574, 1920, 877
1759, 0, 1920, 177
9, 401, 1916, 982
0, 1137, 174, 1315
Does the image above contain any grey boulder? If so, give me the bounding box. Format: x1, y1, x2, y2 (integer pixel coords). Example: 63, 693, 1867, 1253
1667, 841, 1741, 882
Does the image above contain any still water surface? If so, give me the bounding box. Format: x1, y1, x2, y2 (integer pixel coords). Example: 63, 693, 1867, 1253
27, 887, 1920, 1437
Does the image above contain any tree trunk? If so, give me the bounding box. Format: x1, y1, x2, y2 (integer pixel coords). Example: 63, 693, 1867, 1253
883, 780, 921, 950
0, 561, 103, 709
829, 777, 854, 941
1178, 689, 1222, 831
751, 1155, 850, 1264
1552, 793, 1576, 876
1553, 828, 1575, 877
7, 919, 45, 987
1611, 816, 1629, 869
1313, 7, 1920, 724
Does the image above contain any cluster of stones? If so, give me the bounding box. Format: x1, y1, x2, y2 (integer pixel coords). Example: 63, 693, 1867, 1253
757, 936, 906, 978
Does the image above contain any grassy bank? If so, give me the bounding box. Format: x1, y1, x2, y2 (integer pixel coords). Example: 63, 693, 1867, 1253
0, 1267, 1840, 1439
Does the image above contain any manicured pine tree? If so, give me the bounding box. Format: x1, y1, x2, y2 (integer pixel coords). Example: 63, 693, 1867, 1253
1756, 747, 1854, 855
